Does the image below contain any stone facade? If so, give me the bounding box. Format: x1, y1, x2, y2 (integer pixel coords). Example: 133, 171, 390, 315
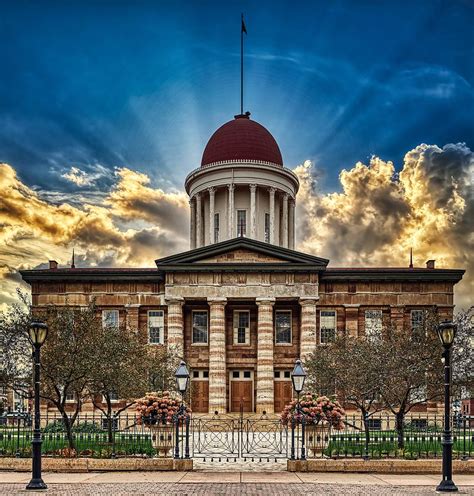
20, 238, 464, 416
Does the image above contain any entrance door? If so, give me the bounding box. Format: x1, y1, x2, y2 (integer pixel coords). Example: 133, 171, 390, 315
231, 381, 253, 413
191, 370, 209, 413
274, 370, 293, 413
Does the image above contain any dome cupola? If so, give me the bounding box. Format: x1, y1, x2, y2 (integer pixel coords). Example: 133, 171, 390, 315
201, 112, 283, 167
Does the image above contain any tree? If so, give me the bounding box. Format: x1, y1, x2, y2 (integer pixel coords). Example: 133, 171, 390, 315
305, 336, 384, 456
453, 306, 474, 398
146, 346, 180, 396
377, 312, 442, 449
0, 295, 100, 451
88, 321, 148, 443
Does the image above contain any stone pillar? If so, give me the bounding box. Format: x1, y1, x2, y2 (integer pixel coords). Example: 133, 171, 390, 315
208, 187, 215, 245
344, 304, 360, 338
208, 297, 227, 414
227, 184, 235, 239
190, 197, 196, 249
250, 184, 257, 239
289, 199, 295, 250
269, 187, 276, 245
196, 193, 202, 248
125, 304, 140, 330
165, 297, 184, 358
299, 297, 318, 358
256, 297, 275, 414
282, 194, 289, 248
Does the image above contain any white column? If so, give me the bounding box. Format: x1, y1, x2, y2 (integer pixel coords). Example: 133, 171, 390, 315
190, 197, 196, 249
269, 187, 276, 245
282, 193, 289, 248
196, 193, 202, 248
250, 184, 257, 239
227, 184, 235, 239
208, 187, 215, 245
289, 199, 295, 250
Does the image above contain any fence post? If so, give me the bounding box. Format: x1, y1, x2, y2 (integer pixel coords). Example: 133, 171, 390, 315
174, 413, 180, 459
290, 415, 295, 460
185, 414, 190, 459
300, 414, 306, 461
111, 413, 116, 459
16, 415, 21, 458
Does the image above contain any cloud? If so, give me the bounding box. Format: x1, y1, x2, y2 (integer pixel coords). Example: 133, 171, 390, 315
0, 162, 190, 306
106, 168, 189, 236
60, 164, 111, 187
295, 143, 473, 309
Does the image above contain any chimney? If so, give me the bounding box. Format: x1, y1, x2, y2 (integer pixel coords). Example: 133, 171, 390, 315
49, 260, 58, 270
426, 260, 435, 269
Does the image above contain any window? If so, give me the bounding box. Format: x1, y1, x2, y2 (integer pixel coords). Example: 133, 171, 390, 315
320, 310, 336, 344
148, 310, 164, 344
192, 311, 208, 344
275, 310, 292, 344
411, 310, 424, 332
365, 310, 382, 340
264, 213, 270, 242
65, 391, 75, 403
214, 213, 220, 243
101, 418, 118, 430
102, 391, 119, 403
233, 310, 250, 345
367, 418, 382, 431
237, 210, 246, 237
102, 310, 119, 329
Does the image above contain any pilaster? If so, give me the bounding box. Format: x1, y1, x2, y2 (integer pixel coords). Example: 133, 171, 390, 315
208, 297, 227, 414
250, 184, 257, 239
189, 197, 196, 250
289, 199, 295, 250
227, 184, 235, 240
165, 297, 184, 358
282, 193, 289, 248
299, 297, 319, 358
256, 297, 275, 414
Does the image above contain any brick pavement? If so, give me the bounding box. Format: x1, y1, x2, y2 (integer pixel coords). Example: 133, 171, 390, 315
1, 482, 473, 495
1, 472, 474, 495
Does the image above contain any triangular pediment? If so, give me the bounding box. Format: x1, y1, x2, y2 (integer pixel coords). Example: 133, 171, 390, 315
155, 237, 329, 269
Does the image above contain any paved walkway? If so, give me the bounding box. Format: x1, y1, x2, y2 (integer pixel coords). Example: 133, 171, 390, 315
1, 472, 473, 495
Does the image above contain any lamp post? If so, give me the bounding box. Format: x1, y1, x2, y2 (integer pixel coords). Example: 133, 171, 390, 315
174, 361, 190, 459
436, 320, 458, 493
26, 321, 48, 491
291, 359, 307, 460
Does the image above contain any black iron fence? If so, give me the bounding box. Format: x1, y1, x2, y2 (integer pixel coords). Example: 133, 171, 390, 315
0, 411, 472, 460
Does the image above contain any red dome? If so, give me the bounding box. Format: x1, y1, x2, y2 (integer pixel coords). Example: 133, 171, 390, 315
201, 113, 283, 167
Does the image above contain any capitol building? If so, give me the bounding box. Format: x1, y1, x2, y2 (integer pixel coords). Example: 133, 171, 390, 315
21, 112, 464, 415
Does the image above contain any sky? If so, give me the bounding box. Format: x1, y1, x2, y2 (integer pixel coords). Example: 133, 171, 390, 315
0, 0, 473, 309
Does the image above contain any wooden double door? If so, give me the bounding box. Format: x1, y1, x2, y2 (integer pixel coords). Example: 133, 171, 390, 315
230, 381, 253, 413
274, 381, 293, 414
191, 380, 209, 413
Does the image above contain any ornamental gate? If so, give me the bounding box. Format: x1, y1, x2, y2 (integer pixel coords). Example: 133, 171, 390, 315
191, 416, 288, 461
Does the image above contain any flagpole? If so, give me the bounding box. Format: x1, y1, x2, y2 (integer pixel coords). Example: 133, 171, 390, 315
241, 14, 244, 115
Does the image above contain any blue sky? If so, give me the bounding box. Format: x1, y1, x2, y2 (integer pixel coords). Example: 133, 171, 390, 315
1, 0, 473, 193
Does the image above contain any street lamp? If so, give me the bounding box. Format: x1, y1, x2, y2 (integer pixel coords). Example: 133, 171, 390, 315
291, 359, 307, 460
174, 361, 190, 459
436, 320, 458, 493
26, 321, 48, 491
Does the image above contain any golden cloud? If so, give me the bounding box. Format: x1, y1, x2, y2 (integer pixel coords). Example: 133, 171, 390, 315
295, 143, 473, 308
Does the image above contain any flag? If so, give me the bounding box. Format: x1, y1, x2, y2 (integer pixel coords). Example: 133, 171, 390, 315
241, 15, 247, 35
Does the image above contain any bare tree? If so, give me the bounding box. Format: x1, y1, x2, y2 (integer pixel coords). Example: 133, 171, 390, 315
453, 306, 474, 398
305, 336, 384, 455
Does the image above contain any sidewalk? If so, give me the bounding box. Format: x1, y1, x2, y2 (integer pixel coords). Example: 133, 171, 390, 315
1, 471, 474, 495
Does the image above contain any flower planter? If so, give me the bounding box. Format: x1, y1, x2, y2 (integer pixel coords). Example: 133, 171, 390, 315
305, 424, 330, 457
148, 424, 174, 458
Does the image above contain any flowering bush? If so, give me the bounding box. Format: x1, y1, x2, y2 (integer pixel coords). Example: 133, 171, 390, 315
280, 393, 345, 430
135, 392, 191, 426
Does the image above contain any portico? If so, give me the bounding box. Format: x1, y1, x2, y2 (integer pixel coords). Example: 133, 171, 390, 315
156, 236, 326, 414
